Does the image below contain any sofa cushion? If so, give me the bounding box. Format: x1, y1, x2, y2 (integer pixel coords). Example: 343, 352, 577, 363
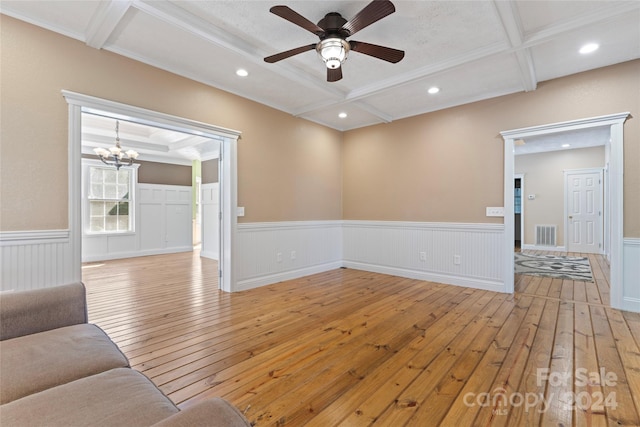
153, 398, 251, 427
0, 368, 179, 427
0, 323, 129, 404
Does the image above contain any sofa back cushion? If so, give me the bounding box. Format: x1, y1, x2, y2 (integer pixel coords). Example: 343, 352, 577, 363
0, 282, 87, 341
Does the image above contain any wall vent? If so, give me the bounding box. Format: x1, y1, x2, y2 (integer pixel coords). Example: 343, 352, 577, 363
535, 225, 557, 247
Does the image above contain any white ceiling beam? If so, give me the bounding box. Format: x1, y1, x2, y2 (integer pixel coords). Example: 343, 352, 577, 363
85, 0, 133, 49
492, 1, 537, 92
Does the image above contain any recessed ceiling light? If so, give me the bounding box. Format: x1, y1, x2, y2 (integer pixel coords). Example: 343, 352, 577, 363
236, 69, 249, 77
579, 43, 599, 54
562, 143, 571, 148
428, 86, 440, 94
338, 112, 347, 119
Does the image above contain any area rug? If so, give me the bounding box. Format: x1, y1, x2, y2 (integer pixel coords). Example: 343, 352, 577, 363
514, 252, 594, 281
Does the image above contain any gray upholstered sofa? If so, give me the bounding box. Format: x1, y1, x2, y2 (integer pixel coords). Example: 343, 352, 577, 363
0, 283, 250, 426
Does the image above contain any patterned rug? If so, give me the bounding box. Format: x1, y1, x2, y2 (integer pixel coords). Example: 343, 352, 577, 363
514, 252, 594, 282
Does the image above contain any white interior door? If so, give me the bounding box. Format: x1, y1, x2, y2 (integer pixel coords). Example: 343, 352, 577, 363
566, 169, 603, 254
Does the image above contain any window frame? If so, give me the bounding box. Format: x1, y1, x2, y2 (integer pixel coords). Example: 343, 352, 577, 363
81, 158, 139, 236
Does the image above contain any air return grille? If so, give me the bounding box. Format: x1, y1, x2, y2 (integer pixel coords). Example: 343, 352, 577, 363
535, 225, 557, 247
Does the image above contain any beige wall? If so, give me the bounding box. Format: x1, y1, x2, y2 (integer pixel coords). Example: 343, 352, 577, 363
1, 16, 639, 238
137, 161, 192, 186
343, 60, 639, 237
515, 146, 605, 246
0, 16, 342, 230
202, 159, 219, 184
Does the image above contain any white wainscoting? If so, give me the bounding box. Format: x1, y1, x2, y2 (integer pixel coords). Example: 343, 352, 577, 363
343, 221, 505, 292
83, 184, 193, 262
200, 183, 219, 260
0, 230, 77, 292
622, 238, 640, 313
235, 221, 343, 291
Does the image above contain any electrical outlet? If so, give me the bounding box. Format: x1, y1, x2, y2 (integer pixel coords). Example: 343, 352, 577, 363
276, 252, 282, 263
291, 250, 296, 260
454, 255, 461, 265
419, 251, 427, 262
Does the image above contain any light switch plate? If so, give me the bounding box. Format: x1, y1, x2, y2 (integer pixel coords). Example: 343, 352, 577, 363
486, 207, 505, 217
236, 207, 245, 217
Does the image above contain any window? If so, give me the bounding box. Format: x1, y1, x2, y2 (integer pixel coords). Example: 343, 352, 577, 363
84, 162, 136, 233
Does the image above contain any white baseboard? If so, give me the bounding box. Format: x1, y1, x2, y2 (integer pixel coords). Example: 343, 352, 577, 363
82, 246, 193, 263
343, 261, 505, 293
200, 250, 219, 261
236, 261, 343, 291
521, 244, 567, 252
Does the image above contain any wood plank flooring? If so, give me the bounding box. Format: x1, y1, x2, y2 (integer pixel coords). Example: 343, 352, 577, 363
82, 250, 640, 426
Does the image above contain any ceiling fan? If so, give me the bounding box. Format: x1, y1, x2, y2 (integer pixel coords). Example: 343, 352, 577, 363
264, 0, 405, 82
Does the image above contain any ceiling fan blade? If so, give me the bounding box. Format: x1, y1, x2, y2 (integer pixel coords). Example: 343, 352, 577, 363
264, 44, 316, 63
349, 40, 404, 63
342, 0, 395, 36
270, 5, 325, 36
327, 66, 343, 82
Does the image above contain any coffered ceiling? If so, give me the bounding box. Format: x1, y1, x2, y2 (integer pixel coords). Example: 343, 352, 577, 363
3, 0, 639, 132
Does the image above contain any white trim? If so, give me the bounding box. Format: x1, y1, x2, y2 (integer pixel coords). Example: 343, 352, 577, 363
0, 230, 70, 245
236, 261, 344, 291
82, 246, 193, 263
501, 112, 630, 310
622, 238, 640, 313
240, 220, 353, 231
521, 244, 567, 252
342, 261, 504, 293
63, 91, 242, 291
341, 220, 504, 232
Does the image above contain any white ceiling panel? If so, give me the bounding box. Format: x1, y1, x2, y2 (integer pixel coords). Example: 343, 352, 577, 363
516, 0, 623, 35
530, 10, 640, 82
105, 6, 334, 112
363, 53, 524, 119
1, 0, 101, 40
301, 102, 389, 131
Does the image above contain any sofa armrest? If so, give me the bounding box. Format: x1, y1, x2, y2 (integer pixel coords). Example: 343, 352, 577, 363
0, 282, 88, 341
152, 399, 251, 427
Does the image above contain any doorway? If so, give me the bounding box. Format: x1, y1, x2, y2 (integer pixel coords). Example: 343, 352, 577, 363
500, 112, 629, 310
64, 91, 240, 292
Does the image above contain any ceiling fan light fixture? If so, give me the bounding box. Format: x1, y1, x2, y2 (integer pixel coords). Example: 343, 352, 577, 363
317, 38, 350, 69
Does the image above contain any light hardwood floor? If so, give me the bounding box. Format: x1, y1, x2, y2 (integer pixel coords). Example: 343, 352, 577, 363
82, 251, 640, 426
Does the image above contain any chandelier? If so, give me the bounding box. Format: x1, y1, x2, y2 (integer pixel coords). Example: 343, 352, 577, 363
93, 120, 139, 170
